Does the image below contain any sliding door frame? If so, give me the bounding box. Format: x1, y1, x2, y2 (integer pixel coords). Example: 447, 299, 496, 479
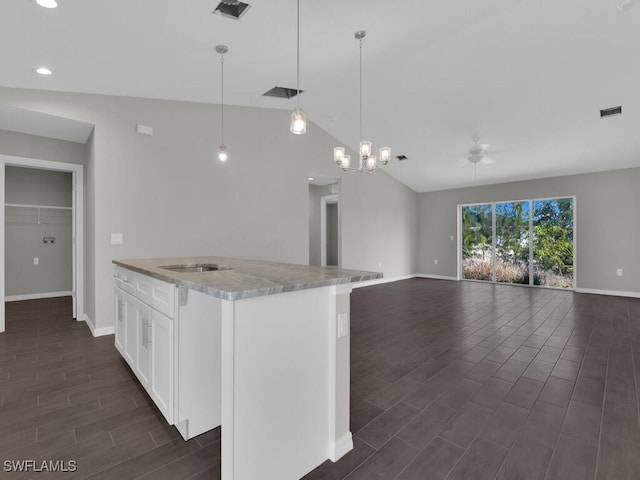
458, 196, 576, 290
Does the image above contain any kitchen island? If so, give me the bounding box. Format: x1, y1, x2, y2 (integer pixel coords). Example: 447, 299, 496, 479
112, 256, 381, 480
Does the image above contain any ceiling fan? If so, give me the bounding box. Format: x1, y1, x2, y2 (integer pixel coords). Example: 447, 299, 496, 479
457, 135, 495, 178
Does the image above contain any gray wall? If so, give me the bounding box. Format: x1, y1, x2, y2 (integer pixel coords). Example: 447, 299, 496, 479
5, 167, 73, 296
0, 129, 86, 165
1, 87, 419, 330
417, 167, 640, 293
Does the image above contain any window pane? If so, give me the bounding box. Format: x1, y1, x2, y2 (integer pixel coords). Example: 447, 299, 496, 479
532, 198, 574, 288
462, 204, 493, 281
495, 201, 530, 285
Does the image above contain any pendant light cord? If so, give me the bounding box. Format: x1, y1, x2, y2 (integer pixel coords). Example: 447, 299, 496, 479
220, 53, 225, 145
296, 0, 300, 108
359, 36, 363, 141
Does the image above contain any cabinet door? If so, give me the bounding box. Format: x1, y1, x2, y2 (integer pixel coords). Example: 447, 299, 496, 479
134, 299, 152, 389
114, 287, 126, 356
123, 291, 136, 368
150, 308, 174, 423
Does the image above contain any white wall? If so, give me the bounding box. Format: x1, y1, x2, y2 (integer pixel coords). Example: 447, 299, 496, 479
417, 168, 640, 294
4, 167, 73, 297
0, 87, 419, 330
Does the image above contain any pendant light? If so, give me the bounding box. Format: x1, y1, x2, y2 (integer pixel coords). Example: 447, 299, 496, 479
290, 0, 307, 134
216, 44, 229, 161
334, 31, 391, 173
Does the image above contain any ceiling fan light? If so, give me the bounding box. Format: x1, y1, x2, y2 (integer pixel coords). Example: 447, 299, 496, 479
290, 107, 307, 134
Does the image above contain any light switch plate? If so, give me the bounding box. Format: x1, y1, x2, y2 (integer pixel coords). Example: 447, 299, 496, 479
111, 233, 124, 245
337, 313, 349, 339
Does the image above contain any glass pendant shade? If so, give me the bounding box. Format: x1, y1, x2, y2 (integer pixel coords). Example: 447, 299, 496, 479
380, 147, 391, 165
366, 155, 377, 171
341, 155, 351, 171
360, 141, 372, 158
218, 145, 228, 162
290, 107, 307, 134
334, 147, 345, 165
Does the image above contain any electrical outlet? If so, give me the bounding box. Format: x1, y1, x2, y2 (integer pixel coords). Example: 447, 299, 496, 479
33, 257, 39, 265
450, 235, 455, 241
617, 268, 623, 276
378, 261, 382, 269
434, 259, 438, 265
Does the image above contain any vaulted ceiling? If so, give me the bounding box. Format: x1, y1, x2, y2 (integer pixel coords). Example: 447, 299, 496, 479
1, 0, 639, 192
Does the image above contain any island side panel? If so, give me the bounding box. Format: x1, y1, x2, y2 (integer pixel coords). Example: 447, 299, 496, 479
175, 288, 222, 440
329, 284, 353, 461
221, 286, 348, 480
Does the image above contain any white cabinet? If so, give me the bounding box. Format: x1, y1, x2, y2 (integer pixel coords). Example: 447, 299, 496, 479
150, 308, 173, 422
113, 266, 174, 424
134, 299, 152, 389
114, 287, 126, 355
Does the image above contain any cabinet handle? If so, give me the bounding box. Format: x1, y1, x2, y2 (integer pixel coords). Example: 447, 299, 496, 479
146, 323, 152, 347
142, 319, 152, 349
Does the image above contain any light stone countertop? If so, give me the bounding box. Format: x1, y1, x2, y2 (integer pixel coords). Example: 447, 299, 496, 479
113, 256, 382, 301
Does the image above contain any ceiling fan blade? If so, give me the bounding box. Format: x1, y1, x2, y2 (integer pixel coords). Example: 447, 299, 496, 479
456, 158, 469, 167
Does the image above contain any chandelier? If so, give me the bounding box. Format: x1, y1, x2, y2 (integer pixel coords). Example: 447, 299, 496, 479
334, 31, 390, 173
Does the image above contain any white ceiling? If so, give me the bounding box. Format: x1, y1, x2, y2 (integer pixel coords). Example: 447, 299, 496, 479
1, 0, 638, 192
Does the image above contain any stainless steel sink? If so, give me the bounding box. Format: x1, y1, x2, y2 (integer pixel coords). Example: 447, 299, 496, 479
159, 263, 231, 273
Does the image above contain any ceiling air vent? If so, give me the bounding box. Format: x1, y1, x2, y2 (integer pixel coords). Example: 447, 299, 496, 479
213, 1, 251, 20
262, 87, 303, 99
396, 155, 408, 161
600, 106, 622, 118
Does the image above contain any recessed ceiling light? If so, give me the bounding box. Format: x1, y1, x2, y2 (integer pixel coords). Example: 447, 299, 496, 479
308, 177, 315, 181
36, 67, 53, 75
36, 0, 58, 8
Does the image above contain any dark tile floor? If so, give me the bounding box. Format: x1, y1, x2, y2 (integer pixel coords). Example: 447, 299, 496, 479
1, 279, 640, 479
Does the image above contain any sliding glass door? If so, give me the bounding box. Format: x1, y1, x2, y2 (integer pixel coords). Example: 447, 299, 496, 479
460, 197, 574, 289
461, 204, 493, 281
533, 199, 574, 288
496, 201, 530, 285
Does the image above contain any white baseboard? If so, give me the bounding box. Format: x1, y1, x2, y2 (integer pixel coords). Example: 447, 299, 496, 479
575, 288, 640, 299
5, 291, 73, 302
329, 433, 353, 462
352, 274, 416, 288
415, 274, 459, 281
81, 314, 115, 337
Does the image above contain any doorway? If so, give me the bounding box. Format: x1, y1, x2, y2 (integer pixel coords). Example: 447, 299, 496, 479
0, 155, 84, 333
321, 195, 339, 267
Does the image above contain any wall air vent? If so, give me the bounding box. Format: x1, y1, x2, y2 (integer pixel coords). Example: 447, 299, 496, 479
213, 1, 251, 20
600, 106, 622, 118
396, 155, 408, 161
262, 87, 303, 99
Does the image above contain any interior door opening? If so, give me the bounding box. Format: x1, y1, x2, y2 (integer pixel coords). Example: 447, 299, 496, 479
1, 155, 84, 333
